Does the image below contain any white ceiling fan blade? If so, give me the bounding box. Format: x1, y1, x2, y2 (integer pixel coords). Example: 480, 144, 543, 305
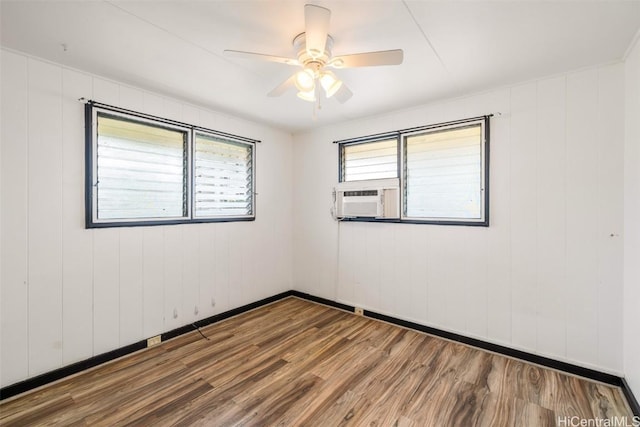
224, 50, 300, 66
304, 4, 330, 58
268, 74, 296, 97
330, 49, 404, 68
334, 83, 353, 104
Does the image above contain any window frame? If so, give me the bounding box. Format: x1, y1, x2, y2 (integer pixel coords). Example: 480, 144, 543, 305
338, 134, 400, 183
85, 102, 256, 228
337, 116, 490, 227
192, 129, 255, 220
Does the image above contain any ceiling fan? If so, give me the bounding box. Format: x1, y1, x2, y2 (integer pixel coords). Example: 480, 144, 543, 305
224, 4, 404, 104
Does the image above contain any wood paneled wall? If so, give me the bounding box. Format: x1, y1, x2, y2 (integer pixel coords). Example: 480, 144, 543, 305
0, 49, 294, 388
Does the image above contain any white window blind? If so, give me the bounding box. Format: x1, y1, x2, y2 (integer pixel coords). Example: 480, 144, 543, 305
404, 124, 483, 220
342, 138, 398, 181
95, 114, 187, 220
194, 132, 253, 217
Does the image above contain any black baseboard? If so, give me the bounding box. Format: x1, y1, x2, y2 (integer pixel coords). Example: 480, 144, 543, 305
0, 290, 294, 401
621, 378, 640, 417
289, 290, 355, 313
0, 340, 147, 401
290, 290, 638, 416
2, 289, 638, 418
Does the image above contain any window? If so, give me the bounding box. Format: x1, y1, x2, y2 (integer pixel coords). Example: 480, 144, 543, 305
341, 137, 398, 182
193, 132, 253, 218
338, 117, 489, 226
404, 124, 484, 221
86, 103, 256, 228
94, 113, 189, 221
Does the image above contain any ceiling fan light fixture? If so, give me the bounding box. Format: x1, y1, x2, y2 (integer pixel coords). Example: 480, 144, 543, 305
225, 4, 405, 109
320, 71, 342, 98
294, 68, 315, 92
297, 89, 316, 102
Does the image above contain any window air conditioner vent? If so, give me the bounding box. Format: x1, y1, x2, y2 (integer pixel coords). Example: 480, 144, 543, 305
334, 178, 399, 219
343, 190, 378, 197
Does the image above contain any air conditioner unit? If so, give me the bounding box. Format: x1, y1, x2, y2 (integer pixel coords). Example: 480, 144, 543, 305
335, 178, 399, 219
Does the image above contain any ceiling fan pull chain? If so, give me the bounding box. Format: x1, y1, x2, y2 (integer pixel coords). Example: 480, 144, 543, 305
312, 85, 320, 121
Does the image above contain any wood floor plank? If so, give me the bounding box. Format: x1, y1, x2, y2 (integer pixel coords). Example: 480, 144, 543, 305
0, 393, 76, 426
476, 392, 556, 427
86, 378, 213, 426
0, 297, 633, 426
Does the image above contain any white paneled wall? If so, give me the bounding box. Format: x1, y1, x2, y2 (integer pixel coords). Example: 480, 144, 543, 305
0, 49, 293, 387
535, 76, 567, 360
1, 49, 29, 387
624, 37, 640, 401
293, 63, 625, 374
28, 58, 65, 377
0, 45, 634, 392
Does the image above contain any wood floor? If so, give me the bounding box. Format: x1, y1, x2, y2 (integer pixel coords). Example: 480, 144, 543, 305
0, 297, 632, 426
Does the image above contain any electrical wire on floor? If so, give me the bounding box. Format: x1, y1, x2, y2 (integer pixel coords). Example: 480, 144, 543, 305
192, 323, 211, 341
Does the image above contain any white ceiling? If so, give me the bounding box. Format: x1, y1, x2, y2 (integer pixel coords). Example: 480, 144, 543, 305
1, 0, 639, 133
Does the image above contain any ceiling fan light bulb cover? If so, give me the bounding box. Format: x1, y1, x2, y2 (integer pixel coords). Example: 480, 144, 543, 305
320, 72, 342, 98
295, 69, 315, 92
297, 89, 316, 102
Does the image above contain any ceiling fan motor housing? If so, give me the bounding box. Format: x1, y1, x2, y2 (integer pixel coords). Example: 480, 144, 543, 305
293, 32, 334, 73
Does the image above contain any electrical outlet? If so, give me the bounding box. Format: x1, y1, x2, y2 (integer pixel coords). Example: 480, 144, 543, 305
147, 335, 161, 347
173, 308, 178, 319
355, 307, 364, 316
194, 305, 199, 315
211, 298, 216, 307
